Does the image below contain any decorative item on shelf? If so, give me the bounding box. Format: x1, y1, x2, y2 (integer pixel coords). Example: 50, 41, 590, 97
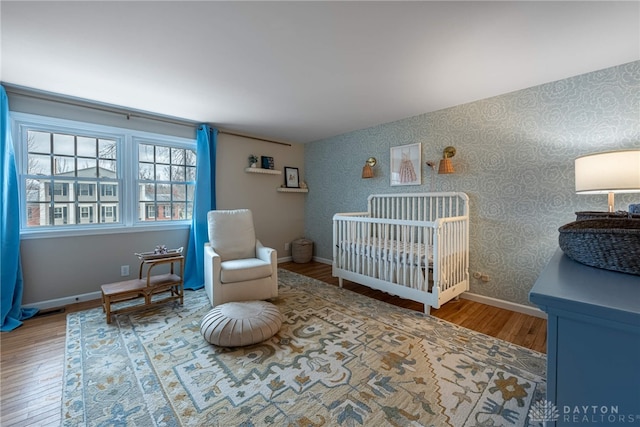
575, 149, 640, 213
248, 154, 258, 168
135, 247, 184, 261
284, 166, 300, 188
361, 157, 377, 179
438, 146, 456, 174
154, 245, 168, 254
261, 156, 275, 170
300, 181, 308, 189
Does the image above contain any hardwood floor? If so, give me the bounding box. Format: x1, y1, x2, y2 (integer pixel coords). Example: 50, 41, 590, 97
0, 261, 546, 426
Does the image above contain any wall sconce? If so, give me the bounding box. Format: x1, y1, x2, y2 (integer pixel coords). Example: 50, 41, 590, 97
362, 157, 377, 178
575, 149, 640, 212
438, 146, 456, 174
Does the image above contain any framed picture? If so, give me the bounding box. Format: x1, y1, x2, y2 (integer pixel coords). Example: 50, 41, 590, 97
284, 167, 300, 188
261, 156, 274, 170
390, 143, 421, 186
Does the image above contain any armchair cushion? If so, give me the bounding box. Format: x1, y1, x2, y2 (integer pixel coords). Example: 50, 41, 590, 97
220, 258, 273, 283
207, 209, 256, 261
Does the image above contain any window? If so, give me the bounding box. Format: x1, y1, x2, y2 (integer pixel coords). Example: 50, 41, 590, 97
13, 113, 196, 235
137, 141, 196, 222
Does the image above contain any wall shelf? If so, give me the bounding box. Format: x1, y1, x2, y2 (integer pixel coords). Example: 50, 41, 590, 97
277, 188, 308, 193
245, 167, 281, 175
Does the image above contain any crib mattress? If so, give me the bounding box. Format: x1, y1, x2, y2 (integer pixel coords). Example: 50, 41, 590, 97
338, 238, 433, 266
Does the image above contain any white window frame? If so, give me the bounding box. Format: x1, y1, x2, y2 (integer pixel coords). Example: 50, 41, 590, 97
12, 113, 196, 239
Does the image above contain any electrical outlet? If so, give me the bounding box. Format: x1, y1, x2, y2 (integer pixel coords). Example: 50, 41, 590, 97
473, 271, 481, 279
121, 265, 130, 276
284, 242, 290, 251
480, 274, 490, 282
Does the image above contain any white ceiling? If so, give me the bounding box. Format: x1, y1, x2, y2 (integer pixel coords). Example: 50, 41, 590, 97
2, 1, 639, 143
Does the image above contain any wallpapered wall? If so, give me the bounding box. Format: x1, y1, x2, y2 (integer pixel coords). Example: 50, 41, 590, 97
304, 61, 640, 307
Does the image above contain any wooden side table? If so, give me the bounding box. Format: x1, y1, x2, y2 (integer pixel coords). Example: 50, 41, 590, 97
101, 253, 184, 323
530, 249, 640, 426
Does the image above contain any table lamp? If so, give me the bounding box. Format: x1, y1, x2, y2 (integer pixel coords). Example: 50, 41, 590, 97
575, 149, 640, 212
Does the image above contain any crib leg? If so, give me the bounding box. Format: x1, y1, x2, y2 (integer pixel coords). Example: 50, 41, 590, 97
338, 277, 343, 288
424, 305, 431, 316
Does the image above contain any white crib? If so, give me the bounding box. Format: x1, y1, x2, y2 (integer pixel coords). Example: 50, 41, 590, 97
332, 192, 469, 314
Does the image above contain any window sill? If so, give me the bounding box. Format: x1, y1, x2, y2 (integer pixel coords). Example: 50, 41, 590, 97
20, 222, 191, 240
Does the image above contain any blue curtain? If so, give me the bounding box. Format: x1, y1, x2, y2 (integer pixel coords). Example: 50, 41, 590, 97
183, 125, 217, 290
1, 85, 38, 331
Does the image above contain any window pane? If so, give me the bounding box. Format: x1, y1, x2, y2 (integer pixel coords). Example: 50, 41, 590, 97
77, 158, 97, 176
77, 137, 97, 157
172, 184, 186, 201
171, 147, 185, 165
28, 131, 51, 154
53, 156, 74, 175
50, 181, 70, 201
156, 183, 171, 201
156, 165, 170, 181
100, 204, 118, 223
52, 202, 72, 225
186, 184, 195, 200
99, 160, 117, 175
77, 183, 97, 201
26, 179, 42, 201
78, 204, 96, 223
171, 165, 185, 181
156, 146, 170, 164
26, 202, 47, 226
185, 150, 196, 166
27, 154, 51, 175
139, 183, 155, 200
185, 166, 196, 181
157, 204, 171, 220
100, 183, 118, 199
99, 139, 116, 159
53, 134, 74, 155
139, 144, 155, 162
172, 202, 186, 219
139, 163, 154, 180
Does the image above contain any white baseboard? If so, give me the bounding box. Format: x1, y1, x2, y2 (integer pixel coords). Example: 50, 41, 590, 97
460, 292, 546, 319
25, 259, 545, 320
311, 257, 544, 318
24, 291, 102, 311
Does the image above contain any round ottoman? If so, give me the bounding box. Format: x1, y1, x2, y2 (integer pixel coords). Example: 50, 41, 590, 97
200, 301, 283, 347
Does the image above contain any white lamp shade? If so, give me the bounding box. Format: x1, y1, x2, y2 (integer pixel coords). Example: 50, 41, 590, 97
575, 150, 640, 194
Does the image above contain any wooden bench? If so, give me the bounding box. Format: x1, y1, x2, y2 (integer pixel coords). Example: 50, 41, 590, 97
101, 254, 184, 324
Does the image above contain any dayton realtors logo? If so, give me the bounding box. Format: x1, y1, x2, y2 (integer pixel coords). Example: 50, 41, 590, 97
529, 400, 640, 424
528, 400, 559, 422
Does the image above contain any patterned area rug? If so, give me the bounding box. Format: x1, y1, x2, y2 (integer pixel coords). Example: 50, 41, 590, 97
63, 270, 546, 426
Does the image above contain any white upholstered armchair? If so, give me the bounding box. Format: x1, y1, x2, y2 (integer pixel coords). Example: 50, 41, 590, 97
204, 209, 278, 307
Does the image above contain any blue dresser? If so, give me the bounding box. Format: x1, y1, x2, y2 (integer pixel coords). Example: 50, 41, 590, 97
530, 249, 640, 426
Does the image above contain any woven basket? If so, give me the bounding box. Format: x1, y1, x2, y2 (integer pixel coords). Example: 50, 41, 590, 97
292, 238, 313, 263
558, 219, 640, 275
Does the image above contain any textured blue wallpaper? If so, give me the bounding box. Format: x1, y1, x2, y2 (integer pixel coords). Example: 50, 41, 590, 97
304, 61, 640, 306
